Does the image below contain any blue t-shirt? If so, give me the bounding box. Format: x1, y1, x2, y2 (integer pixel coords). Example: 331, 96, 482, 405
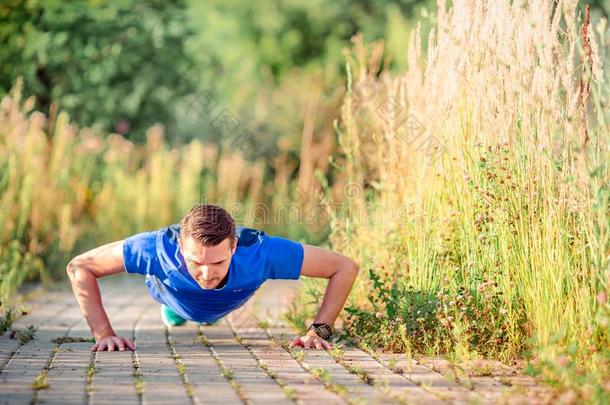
122, 224, 304, 323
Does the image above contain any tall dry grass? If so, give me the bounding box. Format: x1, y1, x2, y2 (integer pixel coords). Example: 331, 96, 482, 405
293, 0, 609, 398
0, 79, 334, 303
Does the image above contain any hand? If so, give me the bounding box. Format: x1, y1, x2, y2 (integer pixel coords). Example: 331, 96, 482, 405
289, 331, 333, 350
91, 334, 136, 352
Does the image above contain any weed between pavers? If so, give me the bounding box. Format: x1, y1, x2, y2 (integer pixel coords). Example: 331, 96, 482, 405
325, 348, 374, 387
423, 358, 475, 391
386, 357, 400, 373
221, 366, 234, 379
325, 346, 416, 404
184, 382, 194, 397
496, 376, 513, 386
176, 362, 187, 376
31, 346, 59, 395
310, 367, 331, 383
358, 344, 412, 384
132, 354, 144, 396
87, 364, 96, 384
292, 349, 305, 363
31, 371, 49, 390
51, 336, 95, 344
197, 328, 248, 403
279, 342, 352, 403
328, 345, 345, 360
257, 318, 271, 329
226, 321, 296, 403
11, 324, 37, 344
165, 329, 197, 400
86, 351, 96, 394
360, 343, 477, 402
282, 386, 296, 400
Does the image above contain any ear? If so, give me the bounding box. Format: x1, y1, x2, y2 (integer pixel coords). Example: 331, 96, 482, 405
231, 237, 237, 254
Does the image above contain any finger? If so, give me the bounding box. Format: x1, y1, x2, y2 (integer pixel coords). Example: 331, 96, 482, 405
125, 338, 136, 351
113, 337, 125, 351
314, 340, 323, 350
304, 338, 313, 350
107, 340, 115, 352
91, 343, 98, 352
290, 336, 304, 348
322, 340, 333, 349
98, 342, 107, 352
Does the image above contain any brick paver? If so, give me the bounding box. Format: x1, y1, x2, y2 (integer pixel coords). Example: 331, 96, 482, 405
135, 305, 191, 405
170, 323, 243, 405
1, 278, 135, 405
38, 279, 139, 405
229, 307, 347, 405
89, 282, 151, 405
0, 279, 547, 405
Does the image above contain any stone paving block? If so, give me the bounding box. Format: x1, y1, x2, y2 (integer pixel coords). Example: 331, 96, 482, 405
37, 284, 139, 405
202, 323, 293, 405
229, 316, 347, 405
89, 289, 151, 405
339, 348, 446, 404
134, 306, 191, 405
10, 294, 75, 334
419, 358, 512, 403
266, 326, 396, 405
170, 324, 243, 405
377, 354, 481, 404
0, 335, 22, 371
0, 282, 132, 403
0, 341, 55, 405
36, 342, 91, 405
89, 351, 139, 405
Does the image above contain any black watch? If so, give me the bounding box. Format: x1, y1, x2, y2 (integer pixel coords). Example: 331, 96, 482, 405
308, 323, 333, 340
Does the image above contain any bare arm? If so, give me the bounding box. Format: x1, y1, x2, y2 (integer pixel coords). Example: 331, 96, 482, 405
290, 243, 359, 349
66, 240, 135, 352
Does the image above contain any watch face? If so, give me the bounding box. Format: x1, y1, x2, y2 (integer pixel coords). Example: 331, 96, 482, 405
314, 324, 333, 340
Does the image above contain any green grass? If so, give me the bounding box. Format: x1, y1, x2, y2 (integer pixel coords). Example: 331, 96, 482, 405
0, 308, 16, 334
14, 325, 37, 345
51, 336, 95, 344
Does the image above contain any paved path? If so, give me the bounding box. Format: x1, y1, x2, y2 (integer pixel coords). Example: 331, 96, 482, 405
0, 275, 548, 404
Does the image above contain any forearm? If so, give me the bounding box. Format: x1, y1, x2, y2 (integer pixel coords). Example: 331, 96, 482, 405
313, 263, 359, 325
67, 266, 115, 340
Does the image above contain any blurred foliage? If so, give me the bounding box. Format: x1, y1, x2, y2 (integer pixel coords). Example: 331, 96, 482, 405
0, 0, 436, 147
0, 0, 607, 148
0, 0, 195, 143
180, 0, 434, 149
589, 0, 609, 16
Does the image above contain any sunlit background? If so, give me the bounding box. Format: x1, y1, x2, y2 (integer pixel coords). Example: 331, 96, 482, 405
1, 1, 610, 401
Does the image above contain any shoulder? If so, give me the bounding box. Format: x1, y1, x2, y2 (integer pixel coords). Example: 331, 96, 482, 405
122, 227, 165, 275
155, 223, 183, 269
236, 225, 265, 248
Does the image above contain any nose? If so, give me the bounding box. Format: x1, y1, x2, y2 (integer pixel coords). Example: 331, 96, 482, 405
200, 266, 210, 280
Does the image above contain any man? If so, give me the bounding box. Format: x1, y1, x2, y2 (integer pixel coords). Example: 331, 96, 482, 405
67, 204, 359, 352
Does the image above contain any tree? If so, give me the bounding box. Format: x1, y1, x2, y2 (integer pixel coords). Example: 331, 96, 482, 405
0, 0, 196, 142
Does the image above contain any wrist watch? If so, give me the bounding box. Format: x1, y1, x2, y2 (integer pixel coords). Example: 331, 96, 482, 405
308, 323, 333, 340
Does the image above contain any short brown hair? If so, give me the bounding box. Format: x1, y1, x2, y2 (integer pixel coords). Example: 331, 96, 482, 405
179, 204, 236, 246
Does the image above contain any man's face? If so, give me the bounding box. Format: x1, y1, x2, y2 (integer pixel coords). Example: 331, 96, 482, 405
178, 236, 237, 290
